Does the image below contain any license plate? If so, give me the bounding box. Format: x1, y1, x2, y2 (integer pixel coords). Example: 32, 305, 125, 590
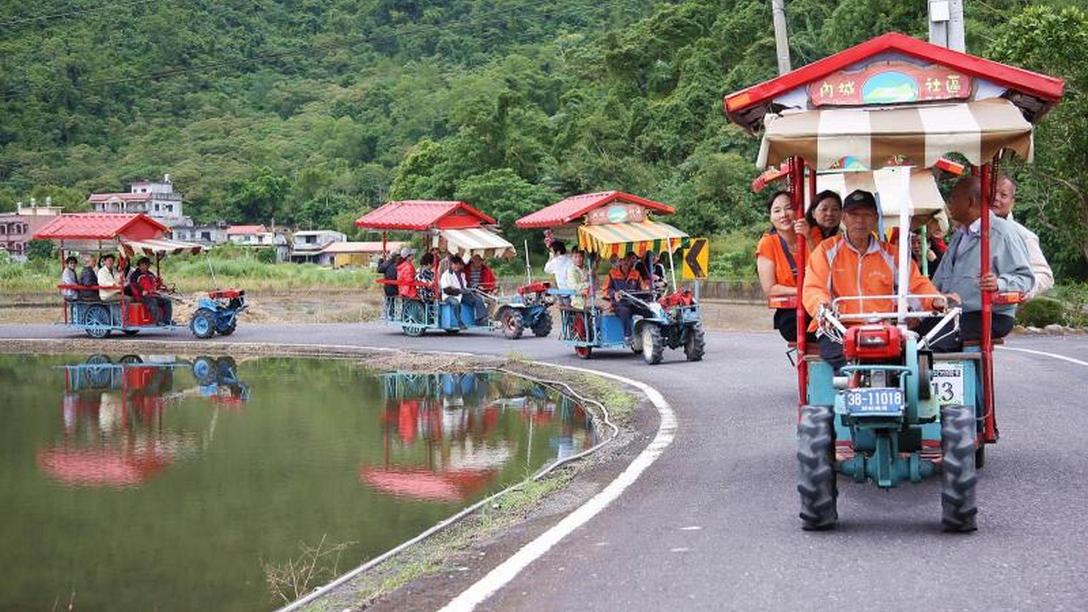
931, 362, 965, 405
845, 387, 904, 416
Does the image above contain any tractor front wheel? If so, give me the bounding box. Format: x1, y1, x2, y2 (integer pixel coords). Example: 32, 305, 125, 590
684, 323, 706, 362
641, 323, 664, 365
798, 404, 838, 531
499, 308, 525, 340
941, 404, 978, 532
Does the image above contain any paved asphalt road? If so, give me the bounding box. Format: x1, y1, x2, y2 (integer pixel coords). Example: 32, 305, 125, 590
4, 323, 1087, 610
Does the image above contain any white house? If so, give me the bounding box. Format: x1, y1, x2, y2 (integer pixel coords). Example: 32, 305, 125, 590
87, 174, 190, 227
227, 225, 290, 262
289, 230, 347, 264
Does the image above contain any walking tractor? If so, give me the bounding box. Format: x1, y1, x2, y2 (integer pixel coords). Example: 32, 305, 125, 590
355, 200, 553, 338
724, 33, 1064, 530
33, 213, 247, 339
516, 191, 707, 364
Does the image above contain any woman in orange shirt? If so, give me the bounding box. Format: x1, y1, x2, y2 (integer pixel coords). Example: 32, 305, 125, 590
800, 190, 843, 245
756, 190, 806, 341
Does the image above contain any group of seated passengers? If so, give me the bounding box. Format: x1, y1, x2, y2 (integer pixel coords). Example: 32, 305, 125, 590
376, 247, 496, 326
60, 253, 173, 325
756, 176, 1039, 362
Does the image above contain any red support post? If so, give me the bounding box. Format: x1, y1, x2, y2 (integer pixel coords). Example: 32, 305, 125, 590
979, 163, 998, 443
59, 248, 68, 324
791, 157, 809, 410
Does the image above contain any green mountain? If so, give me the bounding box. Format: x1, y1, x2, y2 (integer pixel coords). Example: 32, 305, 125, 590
1, 0, 1085, 277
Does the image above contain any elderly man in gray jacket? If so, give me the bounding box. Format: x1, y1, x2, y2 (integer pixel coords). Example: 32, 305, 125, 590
925, 176, 1034, 351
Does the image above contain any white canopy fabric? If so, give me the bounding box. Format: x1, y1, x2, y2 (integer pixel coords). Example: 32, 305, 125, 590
758, 98, 1034, 170
813, 168, 947, 228
438, 227, 516, 259
120, 238, 204, 257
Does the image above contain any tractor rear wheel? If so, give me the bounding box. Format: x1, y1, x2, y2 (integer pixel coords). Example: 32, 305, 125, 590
190, 308, 216, 339
641, 323, 664, 365
500, 308, 525, 340
83, 304, 112, 339
798, 404, 838, 531
530, 311, 553, 337
684, 323, 706, 362
401, 301, 426, 337
941, 404, 978, 532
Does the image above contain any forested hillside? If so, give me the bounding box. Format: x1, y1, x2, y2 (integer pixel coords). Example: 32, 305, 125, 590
1, 0, 1085, 278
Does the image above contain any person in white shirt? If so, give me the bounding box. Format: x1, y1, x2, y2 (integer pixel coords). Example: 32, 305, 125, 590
96, 254, 121, 301
60, 256, 79, 300
440, 256, 486, 326
991, 175, 1054, 299
544, 241, 573, 293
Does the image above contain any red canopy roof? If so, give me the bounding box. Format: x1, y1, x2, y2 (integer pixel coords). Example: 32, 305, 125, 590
33, 213, 168, 241
355, 200, 495, 231
515, 191, 674, 229
724, 32, 1065, 133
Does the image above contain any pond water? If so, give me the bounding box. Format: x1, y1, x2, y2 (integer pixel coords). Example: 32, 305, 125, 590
0, 353, 595, 611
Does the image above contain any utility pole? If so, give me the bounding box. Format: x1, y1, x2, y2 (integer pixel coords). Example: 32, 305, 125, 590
928, 0, 966, 52
770, 0, 791, 75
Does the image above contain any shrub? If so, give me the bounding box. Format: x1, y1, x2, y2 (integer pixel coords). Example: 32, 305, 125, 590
1016, 297, 1065, 327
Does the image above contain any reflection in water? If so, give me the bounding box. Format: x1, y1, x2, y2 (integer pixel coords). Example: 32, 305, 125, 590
1, 355, 592, 611
38, 355, 250, 488
361, 372, 595, 502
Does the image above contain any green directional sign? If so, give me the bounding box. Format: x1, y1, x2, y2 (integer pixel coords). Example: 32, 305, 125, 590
681, 237, 708, 280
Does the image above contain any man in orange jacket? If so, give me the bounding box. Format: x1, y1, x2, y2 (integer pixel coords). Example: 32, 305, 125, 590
803, 189, 946, 369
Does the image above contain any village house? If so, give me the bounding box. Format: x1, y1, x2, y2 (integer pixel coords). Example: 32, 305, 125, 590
87, 174, 190, 227
288, 230, 347, 264
0, 200, 64, 261
227, 224, 289, 262
171, 221, 229, 246
320, 241, 407, 268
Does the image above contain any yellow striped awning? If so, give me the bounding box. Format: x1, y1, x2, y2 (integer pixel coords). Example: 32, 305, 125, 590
438, 227, 516, 259
577, 221, 689, 258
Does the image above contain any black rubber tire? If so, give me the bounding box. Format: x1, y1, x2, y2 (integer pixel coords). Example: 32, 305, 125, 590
641, 323, 664, 365
401, 301, 426, 337
83, 304, 112, 339
444, 329, 461, 334
216, 323, 236, 336
941, 404, 978, 532
192, 356, 216, 385
499, 308, 525, 340
122, 329, 140, 336
530, 311, 553, 337
684, 323, 706, 362
975, 444, 986, 470
798, 404, 838, 531
918, 351, 932, 400
118, 354, 143, 365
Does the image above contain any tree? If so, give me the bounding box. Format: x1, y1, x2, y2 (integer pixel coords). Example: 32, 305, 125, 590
227, 167, 291, 224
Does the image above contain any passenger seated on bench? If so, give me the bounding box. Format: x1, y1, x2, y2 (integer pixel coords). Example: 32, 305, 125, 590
77, 254, 99, 301
128, 256, 173, 325
803, 190, 946, 370
396, 247, 418, 299
600, 254, 647, 344
566, 249, 590, 309
440, 255, 487, 327
416, 252, 437, 301
639, 251, 668, 299
466, 254, 497, 294
756, 190, 807, 342
96, 254, 121, 302
61, 256, 79, 301
919, 177, 1035, 351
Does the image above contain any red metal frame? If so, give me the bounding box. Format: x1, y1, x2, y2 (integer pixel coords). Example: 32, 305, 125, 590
789, 158, 808, 409
978, 163, 998, 443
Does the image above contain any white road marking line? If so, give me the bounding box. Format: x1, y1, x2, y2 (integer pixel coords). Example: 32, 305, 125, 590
679, 525, 702, 531
997, 346, 1088, 368
438, 365, 678, 612
670, 547, 691, 553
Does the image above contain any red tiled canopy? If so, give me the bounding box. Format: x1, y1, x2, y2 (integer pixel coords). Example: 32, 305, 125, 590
355, 200, 495, 231
33, 213, 167, 241
515, 191, 674, 229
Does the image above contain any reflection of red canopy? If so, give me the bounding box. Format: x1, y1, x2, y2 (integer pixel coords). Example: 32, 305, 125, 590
33, 213, 167, 241
359, 467, 495, 502
37, 447, 172, 488
355, 200, 495, 231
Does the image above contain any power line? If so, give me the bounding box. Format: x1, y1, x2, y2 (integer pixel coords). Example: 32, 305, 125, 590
0, 0, 161, 28
2, 0, 631, 102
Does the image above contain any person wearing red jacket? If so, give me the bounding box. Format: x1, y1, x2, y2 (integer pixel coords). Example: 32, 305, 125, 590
466, 254, 497, 293
396, 248, 418, 299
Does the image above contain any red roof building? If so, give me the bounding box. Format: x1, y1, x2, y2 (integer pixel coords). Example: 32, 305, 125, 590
355, 200, 495, 231
515, 191, 674, 229
225, 225, 268, 236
